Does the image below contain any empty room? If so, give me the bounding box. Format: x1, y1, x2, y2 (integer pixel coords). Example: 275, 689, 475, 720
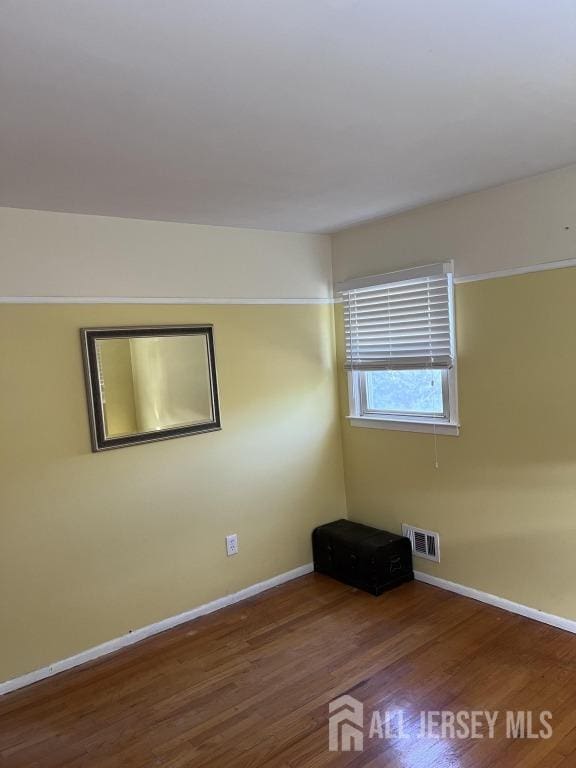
2, 1, 576, 766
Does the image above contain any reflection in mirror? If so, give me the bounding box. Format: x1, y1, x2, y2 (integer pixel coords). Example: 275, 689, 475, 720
82, 326, 220, 451
97, 336, 213, 437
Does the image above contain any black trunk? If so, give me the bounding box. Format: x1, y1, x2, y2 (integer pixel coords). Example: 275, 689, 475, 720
312, 519, 414, 595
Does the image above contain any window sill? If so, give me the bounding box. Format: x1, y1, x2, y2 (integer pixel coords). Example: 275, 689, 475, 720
347, 416, 460, 436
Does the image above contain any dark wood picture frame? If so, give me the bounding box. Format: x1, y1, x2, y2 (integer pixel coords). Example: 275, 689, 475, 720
81, 325, 221, 452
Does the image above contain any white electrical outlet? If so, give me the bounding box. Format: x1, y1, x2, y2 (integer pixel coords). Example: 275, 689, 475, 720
226, 534, 239, 556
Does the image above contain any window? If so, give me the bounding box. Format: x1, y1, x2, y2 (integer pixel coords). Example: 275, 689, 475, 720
339, 262, 459, 435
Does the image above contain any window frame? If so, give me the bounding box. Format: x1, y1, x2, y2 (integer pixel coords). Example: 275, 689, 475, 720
360, 368, 449, 420
347, 365, 459, 435
340, 261, 460, 436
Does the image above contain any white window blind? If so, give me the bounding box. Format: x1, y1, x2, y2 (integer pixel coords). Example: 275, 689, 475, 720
338, 262, 455, 371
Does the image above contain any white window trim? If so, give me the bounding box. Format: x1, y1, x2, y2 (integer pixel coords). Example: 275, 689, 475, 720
347, 265, 460, 436
348, 415, 459, 435
341, 261, 460, 435
347, 366, 460, 435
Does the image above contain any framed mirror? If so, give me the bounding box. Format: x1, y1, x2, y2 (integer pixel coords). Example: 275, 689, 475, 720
81, 325, 221, 451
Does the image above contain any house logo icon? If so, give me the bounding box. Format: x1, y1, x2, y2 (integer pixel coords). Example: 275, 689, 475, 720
328, 695, 364, 751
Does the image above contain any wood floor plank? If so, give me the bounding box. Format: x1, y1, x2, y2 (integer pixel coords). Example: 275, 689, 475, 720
1, 575, 575, 767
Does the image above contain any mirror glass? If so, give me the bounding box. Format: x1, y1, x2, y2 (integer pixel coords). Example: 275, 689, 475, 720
82, 326, 220, 451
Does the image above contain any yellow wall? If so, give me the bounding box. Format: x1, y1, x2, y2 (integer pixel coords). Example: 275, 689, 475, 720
336, 268, 576, 620
0, 303, 346, 681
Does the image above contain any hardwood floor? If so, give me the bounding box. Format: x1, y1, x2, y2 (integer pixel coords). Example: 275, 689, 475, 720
2, 574, 576, 767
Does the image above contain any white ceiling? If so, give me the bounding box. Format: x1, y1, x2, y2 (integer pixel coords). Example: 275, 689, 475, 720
1, 0, 576, 234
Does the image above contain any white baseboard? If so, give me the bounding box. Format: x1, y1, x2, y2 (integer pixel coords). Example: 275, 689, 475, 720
0, 563, 314, 697
5, 564, 574, 697
414, 570, 576, 635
